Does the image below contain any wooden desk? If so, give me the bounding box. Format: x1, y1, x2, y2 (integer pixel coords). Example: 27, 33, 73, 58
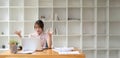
0, 49, 85, 58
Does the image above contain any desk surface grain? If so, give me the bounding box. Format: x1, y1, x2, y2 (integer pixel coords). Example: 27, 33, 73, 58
0, 49, 85, 58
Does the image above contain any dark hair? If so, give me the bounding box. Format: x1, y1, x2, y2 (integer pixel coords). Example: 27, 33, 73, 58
34, 20, 44, 30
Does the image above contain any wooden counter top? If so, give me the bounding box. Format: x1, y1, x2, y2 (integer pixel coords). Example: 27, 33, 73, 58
0, 49, 85, 58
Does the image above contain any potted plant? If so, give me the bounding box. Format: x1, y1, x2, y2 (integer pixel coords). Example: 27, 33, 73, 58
9, 39, 18, 54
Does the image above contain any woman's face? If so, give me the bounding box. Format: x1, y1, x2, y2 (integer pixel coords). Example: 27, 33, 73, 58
34, 24, 43, 35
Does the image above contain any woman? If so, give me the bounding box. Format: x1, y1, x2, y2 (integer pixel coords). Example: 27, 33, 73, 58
15, 19, 52, 49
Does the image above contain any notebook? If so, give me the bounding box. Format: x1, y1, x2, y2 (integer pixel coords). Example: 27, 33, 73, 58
18, 37, 42, 54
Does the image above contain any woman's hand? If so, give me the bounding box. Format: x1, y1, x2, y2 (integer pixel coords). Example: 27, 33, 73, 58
14, 30, 22, 38
47, 28, 53, 36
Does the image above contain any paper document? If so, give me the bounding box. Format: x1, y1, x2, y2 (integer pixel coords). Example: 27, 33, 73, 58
53, 47, 80, 54
17, 50, 35, 54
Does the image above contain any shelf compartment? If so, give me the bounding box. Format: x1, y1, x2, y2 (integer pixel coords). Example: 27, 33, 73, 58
53, 36, 67, 47
97, 8, 107, 22
68, 8, 80, 21
97, 36, 107, 49
97, 50, 107, 58
109, 8, 120, 21
110, 0, 120, 7
0, 8, 9, 21
9, 0, 24, 6
83, 0, 95, 7
44, 22, 52, 33
24, 8, 38, 21
83, 22, 95, 35
24, 0, 38, 6
24, 22, 34, 35
83, 8, 95, 21
0, 0, 9, 6
53, 0, 66, 7
0, 22, 8, 36
68, 36, 80, 49
0, 36, 9, 50
53, 8, 66, 21
39, 8, 53, 21
97, 22, 107, 35
109, 50, 119, 58
68, 22, 81, 35
83, 50, 95, 58
39, 0, 53, 7
109, 22, 120, 35
109, 36, 120, 49
53, 22, 66, 35
83, 36, 95, 49
9, 22, 24, 35
97, 0, 107, 7
9, 8, 24, 21
68, 0, 81, 7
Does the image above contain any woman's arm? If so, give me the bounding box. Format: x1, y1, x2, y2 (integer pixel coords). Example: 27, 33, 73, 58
47, 32, 52, 49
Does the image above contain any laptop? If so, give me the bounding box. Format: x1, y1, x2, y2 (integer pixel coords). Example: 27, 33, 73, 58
18, 37, 42, 54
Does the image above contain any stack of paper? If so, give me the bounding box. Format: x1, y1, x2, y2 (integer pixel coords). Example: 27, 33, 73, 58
53, 47, 80, 54
17, 50, 35, 54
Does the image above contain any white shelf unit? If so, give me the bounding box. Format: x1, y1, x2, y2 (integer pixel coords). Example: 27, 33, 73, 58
9, 8, 24, 21
24, 0, 38, 7
0, 8, 9, 21
0, 22, 9, 36
0, 0, 120, 58
24, 8, 38, 21
0, 0, 9, 7
97, 50, 107, 58
9, 0, 24, 7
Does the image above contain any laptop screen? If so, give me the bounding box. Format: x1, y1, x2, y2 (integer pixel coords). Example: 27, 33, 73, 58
22, 37, 42, 51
